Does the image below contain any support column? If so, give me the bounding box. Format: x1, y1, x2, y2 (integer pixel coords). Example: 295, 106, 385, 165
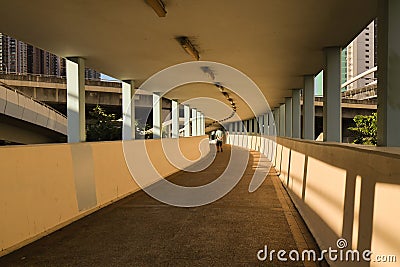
202, 113, 205, 135
323, 47, 342, 142
268, 113, 272, 135
274, 108, 280, 136
279, 104, 285, 137
258, 115, 262, 135
259, 115, 264, 135
269, 112, 274, 136
263, 113, 268, 135
66, 57, 85, 143
171, 100, 179, 138
292, 89, 301, 138
152, 93, 162, 139
122, 80, 136, 140
228, 122, 233, 132
184, 105, 190, 137
285, 97, 292, 137
199, 113, 202, 135
200, 113, 204, 135
303, 75, 315, 140
191, 108, 197, 136
378, 0, 400, 146
197, 111, 201, 136
249, 119, 254, 134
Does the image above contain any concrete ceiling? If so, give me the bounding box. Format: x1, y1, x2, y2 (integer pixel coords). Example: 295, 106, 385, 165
1, 0, 377, 121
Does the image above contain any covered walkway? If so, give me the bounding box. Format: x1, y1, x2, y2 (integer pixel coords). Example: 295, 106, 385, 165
0, 145, 325, 266
2, 1, 400, 266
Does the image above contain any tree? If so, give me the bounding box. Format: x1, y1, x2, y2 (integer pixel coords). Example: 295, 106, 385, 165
86, 105, 122, 141
348, 113, 377, 145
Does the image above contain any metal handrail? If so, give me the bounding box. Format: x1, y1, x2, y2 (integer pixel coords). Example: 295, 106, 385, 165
0, 71, 121, 83
0, 80, 67, 118
0, 71, 65, 79
342, 82, 377, 95
341, 66, 377, 89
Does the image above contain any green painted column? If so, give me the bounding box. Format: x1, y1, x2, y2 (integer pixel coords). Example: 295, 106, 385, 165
292, 89, 301, 138
285, 97, 292, 137
378, 0, 400, 146
303, 75, 315, 140
279, 104, 285, 137
323, 47, 342, 142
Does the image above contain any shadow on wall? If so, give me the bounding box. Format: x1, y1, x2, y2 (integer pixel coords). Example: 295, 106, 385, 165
0, 136, 208, 257
227, 134, 400, 267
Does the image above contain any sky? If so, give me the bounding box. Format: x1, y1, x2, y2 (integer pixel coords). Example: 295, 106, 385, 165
100, 73, 120, 82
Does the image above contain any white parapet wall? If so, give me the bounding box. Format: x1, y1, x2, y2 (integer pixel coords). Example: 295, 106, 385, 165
227, 133, 400, 267
0, 136, 209, 256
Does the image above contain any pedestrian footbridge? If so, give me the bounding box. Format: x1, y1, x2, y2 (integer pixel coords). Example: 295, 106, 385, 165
1, 1, 400, 266
0, 81, 67, 144
0, 136, 400, 266
0, 141, 325, 266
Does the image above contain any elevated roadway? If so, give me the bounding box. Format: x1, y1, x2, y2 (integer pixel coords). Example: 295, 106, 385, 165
0, 81, 67, 144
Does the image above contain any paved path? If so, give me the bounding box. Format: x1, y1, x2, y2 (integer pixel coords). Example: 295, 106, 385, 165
0, 145, 327, 266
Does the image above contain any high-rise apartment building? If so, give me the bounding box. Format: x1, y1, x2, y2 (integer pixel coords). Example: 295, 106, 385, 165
26, 45, 64, 76
315, 20, 376, 95
346, 20, 376, 89
0, 33, 100, 79
0, 33, 28, 74
85, 68, 100, 80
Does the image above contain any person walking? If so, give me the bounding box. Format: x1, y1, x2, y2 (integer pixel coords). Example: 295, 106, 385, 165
215, 128, 224, 152
210, 130, 216, 143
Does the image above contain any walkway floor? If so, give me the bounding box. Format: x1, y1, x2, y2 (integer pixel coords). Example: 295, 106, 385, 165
0, 145, 327, 266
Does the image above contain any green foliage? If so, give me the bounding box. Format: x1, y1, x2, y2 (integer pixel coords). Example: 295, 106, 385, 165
135, 121, 152, 139
348, 113, 377, 145
86, 105, 122, 141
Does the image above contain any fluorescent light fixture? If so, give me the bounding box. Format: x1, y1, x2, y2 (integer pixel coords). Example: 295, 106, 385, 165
177, 37, 200, 60
145, 0, 167, 17
214, 82, 224, 92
